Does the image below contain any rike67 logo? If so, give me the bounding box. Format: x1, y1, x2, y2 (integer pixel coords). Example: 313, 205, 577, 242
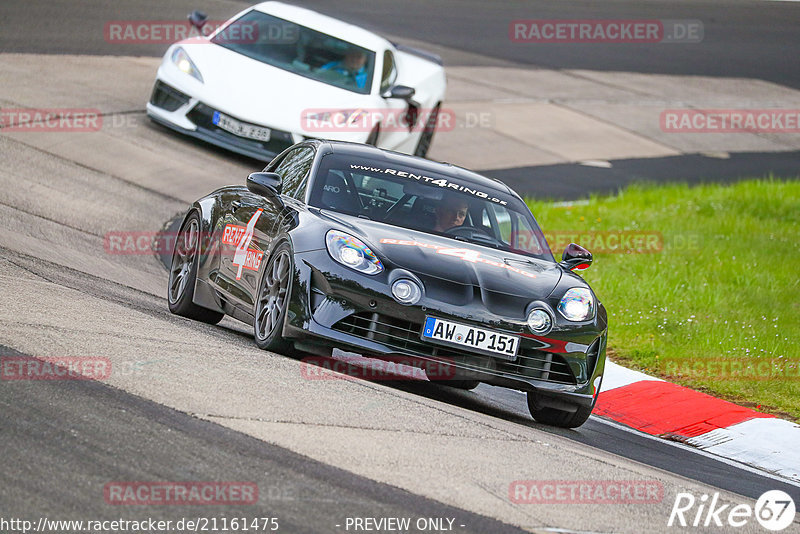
668, 490, 796, 531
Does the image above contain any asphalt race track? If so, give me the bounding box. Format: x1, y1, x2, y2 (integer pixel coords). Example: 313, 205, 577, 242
4, 0, 800, 195
4, 0, 799, 87
1, 1, 799, 533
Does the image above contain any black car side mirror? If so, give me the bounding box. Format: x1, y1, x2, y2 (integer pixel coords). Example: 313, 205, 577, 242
247, 172, 282, 200
188, 10, 208, 30
560, 243, 593, 271
384, 85, 415, 100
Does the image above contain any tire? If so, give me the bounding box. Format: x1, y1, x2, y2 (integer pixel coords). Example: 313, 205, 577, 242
431, 379, 480, 390
526, 393, 594, 428
425, 364, 480, 390
168, 212, 224, 325
414, 104, 439, 158
253, 242, 295, 353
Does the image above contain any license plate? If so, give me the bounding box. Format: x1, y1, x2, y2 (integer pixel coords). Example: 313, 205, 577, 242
212, 111, 271, 142
421, 317, 519, 360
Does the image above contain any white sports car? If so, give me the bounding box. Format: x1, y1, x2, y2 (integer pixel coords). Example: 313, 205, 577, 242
146, 1, 447, 160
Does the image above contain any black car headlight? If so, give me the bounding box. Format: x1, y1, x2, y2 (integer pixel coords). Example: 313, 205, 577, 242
527, 308, 553, 334
557, 288, 595, 321
325, 230, 383, 275
391, 279, 422, 305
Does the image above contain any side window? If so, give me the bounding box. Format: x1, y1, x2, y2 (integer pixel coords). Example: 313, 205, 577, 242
273, 147, 314, 200
490, 207, 544, 255
380, 50, 397, 93
493, 208, 512, 242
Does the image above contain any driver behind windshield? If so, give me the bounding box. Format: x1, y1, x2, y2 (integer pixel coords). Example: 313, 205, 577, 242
320, 47, 369, 89
433, 194, 469, 233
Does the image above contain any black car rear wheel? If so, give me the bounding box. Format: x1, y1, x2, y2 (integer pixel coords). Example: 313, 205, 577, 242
254, 242, 294, 353
527, 393, 594, 428
168, 213, 224, 324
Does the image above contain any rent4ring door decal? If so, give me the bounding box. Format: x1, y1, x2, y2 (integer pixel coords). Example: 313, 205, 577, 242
222, 209, 264, 279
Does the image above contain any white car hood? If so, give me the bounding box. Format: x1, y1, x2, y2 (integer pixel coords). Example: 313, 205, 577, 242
180, 40, 372, 131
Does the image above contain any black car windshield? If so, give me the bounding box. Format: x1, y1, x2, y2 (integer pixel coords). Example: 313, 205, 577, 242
309, 154, 555, 261
211, 11, 375, 95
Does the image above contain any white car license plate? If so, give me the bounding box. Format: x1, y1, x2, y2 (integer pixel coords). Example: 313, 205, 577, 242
212, 111, 271, 142
422, 317, 519, 360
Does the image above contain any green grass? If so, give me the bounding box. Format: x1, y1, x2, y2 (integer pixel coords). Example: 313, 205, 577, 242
526, 178, 800, 420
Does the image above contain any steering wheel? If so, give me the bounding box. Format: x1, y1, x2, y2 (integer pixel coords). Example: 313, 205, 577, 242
443, 225, 491, 238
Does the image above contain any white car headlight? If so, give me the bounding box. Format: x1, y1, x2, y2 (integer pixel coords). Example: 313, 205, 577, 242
557, 288, 595, 322
172, 47, 203, 82
325, 230, 383, 275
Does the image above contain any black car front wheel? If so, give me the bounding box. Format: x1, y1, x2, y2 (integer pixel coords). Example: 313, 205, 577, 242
527, 393, 594, 428
168, 212, 224, 325
254, 242, 294, 353
431, 379, 480, 390
426, 364, 480, 390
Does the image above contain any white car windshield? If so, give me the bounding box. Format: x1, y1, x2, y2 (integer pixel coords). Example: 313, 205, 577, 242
309, 154, 555, 262
212, 11, 376, 95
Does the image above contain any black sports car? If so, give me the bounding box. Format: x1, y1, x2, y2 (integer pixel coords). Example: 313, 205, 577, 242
168, 140, 607, 427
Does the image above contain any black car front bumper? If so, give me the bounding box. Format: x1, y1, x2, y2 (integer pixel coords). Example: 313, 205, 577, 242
283, 249, 607, 407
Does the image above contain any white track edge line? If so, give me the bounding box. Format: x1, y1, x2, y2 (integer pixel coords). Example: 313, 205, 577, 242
590, 416, 800, 489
